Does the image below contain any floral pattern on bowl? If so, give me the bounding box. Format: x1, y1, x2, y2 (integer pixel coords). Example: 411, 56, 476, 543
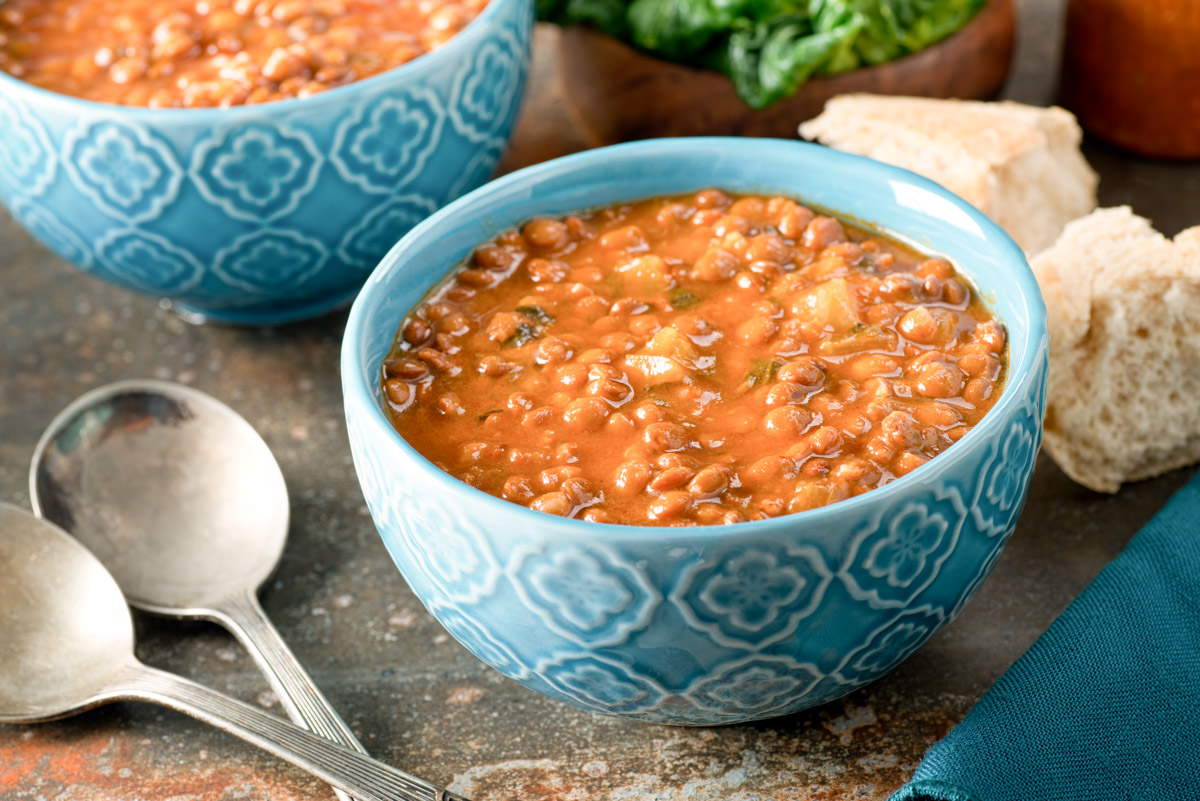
190, 122, 322, 223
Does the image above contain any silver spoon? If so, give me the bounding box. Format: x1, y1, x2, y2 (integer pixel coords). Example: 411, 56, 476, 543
28, 379, 452, 801
0, 502, 462, 801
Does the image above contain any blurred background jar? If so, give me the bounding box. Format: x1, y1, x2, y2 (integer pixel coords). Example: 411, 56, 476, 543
1062, 0, 1200, 159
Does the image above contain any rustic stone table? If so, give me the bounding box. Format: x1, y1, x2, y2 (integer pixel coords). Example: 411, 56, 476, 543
3, 1, 1198, 798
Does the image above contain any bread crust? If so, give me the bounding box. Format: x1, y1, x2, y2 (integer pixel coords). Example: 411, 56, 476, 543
799, 94, 1098, 255
1032, 207, 1200, 492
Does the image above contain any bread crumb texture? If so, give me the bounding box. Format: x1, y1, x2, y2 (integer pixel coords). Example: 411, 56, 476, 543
1032, 207, 1200, 492
799, 94, 1098, 255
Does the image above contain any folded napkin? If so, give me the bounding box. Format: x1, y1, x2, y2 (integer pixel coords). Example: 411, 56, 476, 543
890, 470, 1200, 801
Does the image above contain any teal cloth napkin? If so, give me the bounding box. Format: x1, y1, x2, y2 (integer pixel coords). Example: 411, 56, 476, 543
890, 471, 1200, 801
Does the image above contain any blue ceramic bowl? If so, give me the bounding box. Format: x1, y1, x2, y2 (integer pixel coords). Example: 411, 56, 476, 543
342, 138, 1049, 725
0, 0, 532, 325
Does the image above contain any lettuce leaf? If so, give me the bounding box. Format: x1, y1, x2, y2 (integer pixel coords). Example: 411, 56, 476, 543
540, 0, 986, 109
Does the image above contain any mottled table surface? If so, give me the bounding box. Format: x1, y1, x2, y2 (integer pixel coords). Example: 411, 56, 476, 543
3, 1, 1199, 799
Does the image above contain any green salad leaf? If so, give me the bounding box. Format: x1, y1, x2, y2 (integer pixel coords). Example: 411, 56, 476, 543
539, 0, 986, 109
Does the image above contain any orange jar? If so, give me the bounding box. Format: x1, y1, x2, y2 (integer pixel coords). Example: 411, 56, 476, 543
1062, 0, 1200, 159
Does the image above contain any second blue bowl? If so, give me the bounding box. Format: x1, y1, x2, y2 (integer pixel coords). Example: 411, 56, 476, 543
0, 0, 532, 324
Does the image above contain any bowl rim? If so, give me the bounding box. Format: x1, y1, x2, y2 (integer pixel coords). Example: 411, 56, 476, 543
0, 0, 523, 118
342, 136, 1047, 542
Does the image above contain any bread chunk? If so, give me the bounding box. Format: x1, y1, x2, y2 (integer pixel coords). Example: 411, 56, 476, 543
1032, 207, 1200, 492
799, 94, 1098, 255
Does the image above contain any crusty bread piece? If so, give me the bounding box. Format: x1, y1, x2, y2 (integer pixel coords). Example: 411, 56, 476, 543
1032, 207, 1200, 492
799, 94, 1098, 255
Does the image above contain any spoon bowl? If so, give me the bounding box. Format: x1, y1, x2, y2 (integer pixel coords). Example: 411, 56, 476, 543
31, 380, 288, 612
0, 502, 133, 722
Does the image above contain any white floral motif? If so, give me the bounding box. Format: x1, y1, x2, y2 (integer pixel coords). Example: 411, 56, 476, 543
987, 427, 1034, 507
412, 527, 481, 586
190, 123, 321, 222
835, 606, 946, 685
347, 413, 503, 607
11, 199, 91, 270
510, 544, 658, 646
699, 551, 806, 631
671, 544, 833, 650
863, 506, 949, 588
95, 229, 203, 292
449, 30, 523, 142
212, 229, 328, 293
331, 91, 445, 194
971, 383, 1043, 538
428, 601, 532, 681
337, 194, 439, 271
398, 496, 502, 606
839, 486, 968, 610
533, 553, 631, 629
687, 656, 822, 718
63, 121, 182, 223
0, 94, 56, 197
855, 624, 926, 673
538, 654, 666, 716
215, 138, 298, 200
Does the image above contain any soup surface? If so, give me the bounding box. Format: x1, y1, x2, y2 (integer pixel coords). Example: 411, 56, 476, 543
0, 0, 487, 106
381, 190, 1007, 527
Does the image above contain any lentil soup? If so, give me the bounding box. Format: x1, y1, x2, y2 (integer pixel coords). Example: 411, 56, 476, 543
0, 0, 488, 107
381, 190, 1007, 527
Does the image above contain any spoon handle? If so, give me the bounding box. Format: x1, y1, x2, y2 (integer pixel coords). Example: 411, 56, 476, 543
208, 588, 368, 747
111, 662, 470, 801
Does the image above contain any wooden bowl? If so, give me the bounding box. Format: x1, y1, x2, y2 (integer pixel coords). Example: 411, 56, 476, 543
557, 0, 1015, 145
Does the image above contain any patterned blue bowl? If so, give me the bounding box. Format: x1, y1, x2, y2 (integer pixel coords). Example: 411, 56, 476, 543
342, 138, 1049, 725
0, 0, 532, 324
